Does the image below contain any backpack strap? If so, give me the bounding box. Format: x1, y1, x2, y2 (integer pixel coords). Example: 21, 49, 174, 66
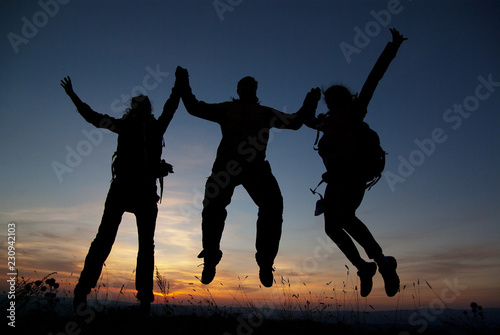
159, 176, 164, 203
365, 175, 381, 191
313, 129, 320, 151
312, 113, 329, 151
310, 172, 329, 194
111, 151, 118, 181
310, 172, 329, 216
158, 137, 166, 203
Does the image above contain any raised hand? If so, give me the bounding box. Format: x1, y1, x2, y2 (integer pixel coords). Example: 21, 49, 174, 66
60, 76, 84, 107
60, 76, 74, 95
390, 28, 407, 45
309, 87, 321, 102
175, 66, 189, 84
174, 66, 190, 96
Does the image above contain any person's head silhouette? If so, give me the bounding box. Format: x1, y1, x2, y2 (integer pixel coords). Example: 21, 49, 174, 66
237, 76, 259, 104
324, 85, 354, 112
125, 94, 152, 119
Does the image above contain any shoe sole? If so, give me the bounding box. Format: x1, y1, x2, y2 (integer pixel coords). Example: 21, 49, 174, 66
201, 266, 216, 284
358, 262, 377, 297
379, 257, 400, 297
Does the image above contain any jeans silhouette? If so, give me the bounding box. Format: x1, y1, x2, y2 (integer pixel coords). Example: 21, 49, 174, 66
322, 164, 382, 269
202, 160, 283, 267
76, 179, 158, 303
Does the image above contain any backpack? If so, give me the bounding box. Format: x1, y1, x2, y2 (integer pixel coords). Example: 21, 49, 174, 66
111, 117, 173, 203
357, 121, 386, 189
310, 121, 386, 216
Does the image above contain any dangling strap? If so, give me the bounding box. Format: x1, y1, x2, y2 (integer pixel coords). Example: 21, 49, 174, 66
310, 173, 329, 216
313, 129, 320, 151
310, 172, 328, 198
312, 113, 329, 151
365, 175, 381, 191
158, 137, 166, 203
310, 179, 324, 198
111, 151, 118, 181
159, 176, 164, 203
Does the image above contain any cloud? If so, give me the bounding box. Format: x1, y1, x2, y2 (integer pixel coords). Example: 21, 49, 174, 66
399, 242, 500, 282
2, 186, 498, 310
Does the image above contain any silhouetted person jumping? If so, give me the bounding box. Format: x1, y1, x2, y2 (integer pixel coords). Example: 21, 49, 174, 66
305, 29, 406, 297
60, 76, 180, 314
175, 66, 320, 287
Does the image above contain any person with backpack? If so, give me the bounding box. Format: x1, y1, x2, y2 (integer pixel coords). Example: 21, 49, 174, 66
305, 29, 407, 298
175, 66, 321, 287
60, 76, 180, 314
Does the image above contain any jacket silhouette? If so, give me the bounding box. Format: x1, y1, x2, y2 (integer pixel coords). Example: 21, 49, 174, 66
305, 29, 406, 298
61, 77, 179, 313
176, 67, 320, 287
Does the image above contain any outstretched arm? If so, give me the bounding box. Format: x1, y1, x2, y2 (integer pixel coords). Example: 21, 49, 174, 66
357, 28, 407, 114
175, 66, 224, 122
60, 76, 119, 131
174, 66, 198, 115
60, 76, 84, 108
275, 87, 321, 130
158, 85, 181, 134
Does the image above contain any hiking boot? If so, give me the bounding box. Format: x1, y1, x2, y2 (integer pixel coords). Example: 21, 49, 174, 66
377, 256, 400, 297
73, 285, 88, 314
197, 250, 222, 285
357, 262, 377, 297
201, 264, 217, 284
259, 266, 275, 288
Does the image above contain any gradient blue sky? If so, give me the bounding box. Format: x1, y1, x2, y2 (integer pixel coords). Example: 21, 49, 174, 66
1, 0, 499, 310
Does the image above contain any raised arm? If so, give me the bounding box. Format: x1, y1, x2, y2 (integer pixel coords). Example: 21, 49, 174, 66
357, 28, 407, 113
60, 76, 84, 109
60, 76, 119, 131
175, 66, 225, 122
282, 87, 321, 130
286, 87, 321, 129
157, 85, 181, 134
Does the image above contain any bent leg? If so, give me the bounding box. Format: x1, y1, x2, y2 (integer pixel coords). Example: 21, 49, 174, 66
344, 217, 383, 260
324, 179, 383, 263
323, 182, 365, 268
